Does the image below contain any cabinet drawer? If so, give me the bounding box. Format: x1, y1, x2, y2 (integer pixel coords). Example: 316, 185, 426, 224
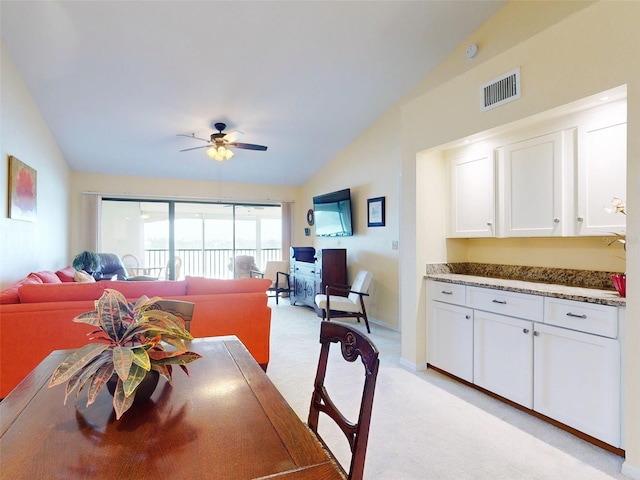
429, 281, 466, 305
292, 262, 315, 277
544, 297, 618, 338
467, 286, 543, 322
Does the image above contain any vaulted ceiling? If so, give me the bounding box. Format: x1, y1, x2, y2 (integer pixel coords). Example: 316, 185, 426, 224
1, 1, 504, 185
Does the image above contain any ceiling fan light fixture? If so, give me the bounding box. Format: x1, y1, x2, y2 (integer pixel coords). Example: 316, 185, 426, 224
206, 145, 235, 161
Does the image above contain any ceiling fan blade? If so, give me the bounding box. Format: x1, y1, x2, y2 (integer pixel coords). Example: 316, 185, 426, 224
231, 142, 268, 151
179, 145, 210, 152
177, 133, 210, 143
223, 130, 244, 143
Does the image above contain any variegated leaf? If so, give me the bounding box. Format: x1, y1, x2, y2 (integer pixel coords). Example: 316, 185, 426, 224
49, 343, 110, 386
123, 363, 147, 397
112, 346, 134, 381
87, 363, 115, 406
112, 377, 135, 420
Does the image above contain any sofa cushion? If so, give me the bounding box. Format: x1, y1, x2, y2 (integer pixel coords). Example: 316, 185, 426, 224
0, 274, 44, 304
186, 276, 271, 295
18, 282, 106, 303
56, 266, 77, 283
31, 270, 62, 284
108, 280, 187, 299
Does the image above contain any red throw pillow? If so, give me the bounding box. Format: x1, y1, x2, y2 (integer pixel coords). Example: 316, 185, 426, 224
0, 274, 44, 304
30, 270, 62, 284
185, 276, 271, 295
55, 266, 77, 283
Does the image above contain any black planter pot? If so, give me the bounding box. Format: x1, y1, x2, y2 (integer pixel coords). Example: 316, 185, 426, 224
106, 369, 160, 404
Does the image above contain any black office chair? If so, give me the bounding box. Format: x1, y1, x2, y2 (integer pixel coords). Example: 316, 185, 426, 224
308, 321, 380, 480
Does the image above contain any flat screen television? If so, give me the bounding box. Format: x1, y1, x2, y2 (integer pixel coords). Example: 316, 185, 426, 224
313, 188, 353, 237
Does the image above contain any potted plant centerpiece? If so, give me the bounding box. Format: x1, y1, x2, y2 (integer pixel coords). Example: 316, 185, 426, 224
607, 197, 627, 297
49, 289, 202, 419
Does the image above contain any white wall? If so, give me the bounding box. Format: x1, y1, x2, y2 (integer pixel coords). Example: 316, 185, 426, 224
301, 107, 402, 329
0, 43, 70, 288
399, 1, 639, 474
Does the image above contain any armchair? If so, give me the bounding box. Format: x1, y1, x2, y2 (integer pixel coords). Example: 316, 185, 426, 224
250, 260, 290, 304
314, 270, 373, 333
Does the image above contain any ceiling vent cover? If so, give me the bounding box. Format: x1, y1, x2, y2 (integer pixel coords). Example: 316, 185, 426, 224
480, 67, 521, 112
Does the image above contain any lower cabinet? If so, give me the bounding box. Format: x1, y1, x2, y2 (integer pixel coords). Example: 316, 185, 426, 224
473, 311, 533, 408
427, 280, 622, 448
428, 301, 473, 383
533, 323, 620, 446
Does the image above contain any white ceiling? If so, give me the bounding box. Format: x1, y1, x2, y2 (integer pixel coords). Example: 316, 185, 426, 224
1, 1, 504, 186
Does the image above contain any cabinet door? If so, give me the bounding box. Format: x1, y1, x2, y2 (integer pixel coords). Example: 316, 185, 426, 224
498, 131, 566, 237
473, 311, 533, 408
427, 301, 473, 382
449, 153, 495, 237
533, 323, 621, 447
575, 115, 627, 235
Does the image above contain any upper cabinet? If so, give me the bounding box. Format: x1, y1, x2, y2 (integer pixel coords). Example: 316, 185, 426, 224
497, 131, 568, 237
446, 96, 626, 239
449, 151, 495, 238
574, 100, 627, 236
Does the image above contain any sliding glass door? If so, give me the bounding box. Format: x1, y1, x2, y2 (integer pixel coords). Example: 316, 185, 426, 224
101, 199, 282, 279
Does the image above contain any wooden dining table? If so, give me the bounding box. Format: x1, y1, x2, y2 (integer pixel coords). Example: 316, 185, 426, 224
0, 336, 344, 479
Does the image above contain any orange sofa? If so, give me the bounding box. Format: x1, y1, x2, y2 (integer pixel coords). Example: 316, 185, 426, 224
0, 275, 271, 398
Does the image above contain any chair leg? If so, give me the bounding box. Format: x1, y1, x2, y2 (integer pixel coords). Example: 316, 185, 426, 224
359, 297, 371, 333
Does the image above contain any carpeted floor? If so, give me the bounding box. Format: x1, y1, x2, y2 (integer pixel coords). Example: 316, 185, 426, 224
265, 299, 626, 479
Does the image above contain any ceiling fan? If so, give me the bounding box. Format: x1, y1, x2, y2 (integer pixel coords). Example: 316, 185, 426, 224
178, 122, 268, 161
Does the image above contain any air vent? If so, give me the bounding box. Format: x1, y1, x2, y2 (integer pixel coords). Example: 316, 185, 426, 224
480, 68, 521, 112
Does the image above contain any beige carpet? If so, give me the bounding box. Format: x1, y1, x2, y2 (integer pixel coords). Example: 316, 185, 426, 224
265, 300, 626, 480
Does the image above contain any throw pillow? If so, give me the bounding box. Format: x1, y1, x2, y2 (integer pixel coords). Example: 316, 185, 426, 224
30, 270, 62, 284
55, 266, 77, 282
74, 270, 96, 283
0, 274, 43, 304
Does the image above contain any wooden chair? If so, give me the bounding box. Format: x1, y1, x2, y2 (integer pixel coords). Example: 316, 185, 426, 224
151, 299, 195, 332
121, 254, 141, 277
315, 270, 373, 333
308, 321, 380, 480
250, 260, 291, 304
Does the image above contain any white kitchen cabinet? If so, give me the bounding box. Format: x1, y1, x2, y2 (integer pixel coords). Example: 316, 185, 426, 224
473, 311, 533, 408
575, 105, 627, 235
533, 322, 620, 446
449, 153, 495, 237
425, 279, 622, 447
497, 131, 568, 237
428, 297, 474, 383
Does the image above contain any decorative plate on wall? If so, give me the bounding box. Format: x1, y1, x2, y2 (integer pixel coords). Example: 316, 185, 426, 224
307, 209, 314, 226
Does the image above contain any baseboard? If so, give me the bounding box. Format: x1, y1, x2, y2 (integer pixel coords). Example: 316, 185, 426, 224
399, 357, 427, 372
622, 460, 640, 479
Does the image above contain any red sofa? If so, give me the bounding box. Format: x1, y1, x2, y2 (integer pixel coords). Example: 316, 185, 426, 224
0, 274, 271, 398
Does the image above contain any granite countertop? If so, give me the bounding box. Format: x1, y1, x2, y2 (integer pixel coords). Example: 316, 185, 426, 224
424, 264, 626, 307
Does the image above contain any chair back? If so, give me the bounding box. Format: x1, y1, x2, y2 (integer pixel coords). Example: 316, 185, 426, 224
348, 270, 373, 306
151, 299, 195, 332
263, 260, 290, 285
308, 321, 379, 480
234, 255, 258, 278
164, 256, 182, 280
121, 254, 140, 277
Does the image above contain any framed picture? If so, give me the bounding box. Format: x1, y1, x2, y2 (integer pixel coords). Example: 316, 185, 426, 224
8, 156, 37, 222
367, 196, 385, 227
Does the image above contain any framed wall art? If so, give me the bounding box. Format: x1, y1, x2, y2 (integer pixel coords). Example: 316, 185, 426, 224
367, 196, 385, 227
8, 155, 37, 222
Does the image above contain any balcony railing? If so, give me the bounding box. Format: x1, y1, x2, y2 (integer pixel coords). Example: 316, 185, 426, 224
143, 248, 283, 279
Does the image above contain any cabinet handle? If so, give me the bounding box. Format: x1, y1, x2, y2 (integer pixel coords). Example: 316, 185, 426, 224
486, 221, 493, 226
553, 218, 560, 223
492, 299, 507, 304
533, 331, 540, 337
566, 312, 587, 319
465, 315, 471, 320
577, 216, 584, 222
523, 328, 530, 334
441, 290, 453, 295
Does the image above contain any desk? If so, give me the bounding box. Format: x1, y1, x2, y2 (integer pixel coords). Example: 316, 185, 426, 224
0, 337, 344, 480
128, 266, 164, 277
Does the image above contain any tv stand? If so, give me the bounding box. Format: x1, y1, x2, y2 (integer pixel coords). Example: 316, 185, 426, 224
289, 247, 347, 314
